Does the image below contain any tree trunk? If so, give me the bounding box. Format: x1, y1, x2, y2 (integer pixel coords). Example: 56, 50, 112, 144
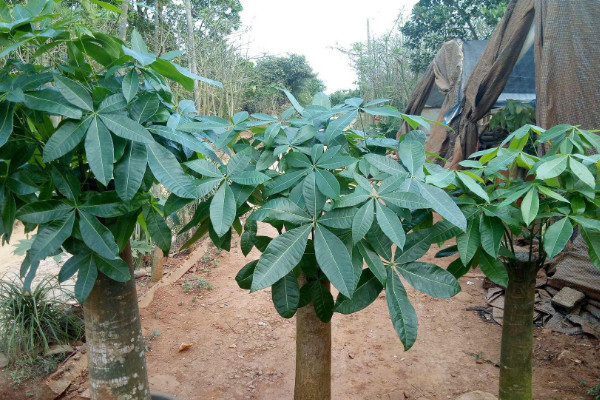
184, 0, 200, 110
150, 246, 164, 283
83, 242, 151, 400
294, 275, 331, 400
499, 253, 538, 400
153, 0, 160, 55
118, 0, 129, 41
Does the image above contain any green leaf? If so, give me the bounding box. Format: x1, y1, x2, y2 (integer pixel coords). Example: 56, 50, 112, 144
251, 224, 311, 291
51, 167, 80, 202
418, 182, 466, 231
78, 210, 119, 260
314, 168, 340, 199
89, 0, 123, 14
130, 93, 160, 123
397, 262, 460, 298
16, 200, 72, 224
457, 217, 480, 265
235, 260, 257, 289
42, 117, 92, 162
79, 191, 130, 218
271, 272, 300, 318
318, 208, 354, 230
94, 254, 130, 282
570, 216, 600, 232
325, 110, 357, 142
210, 183, 236, 237
456, 172, 489, 202
122, 69, 139, 103
58, 252, 86, 283
375, 202, 406, 249
569, 157, 595, 188
146, 142, 196, 199
582, 228, 600, 269
478, 252, 508, 287
364, 153, 405, 175
386, 268, 418, 350
54, 75, 93, 111
311, 281, 334, 322
115, 141, 147, 201
85, 118, 113, 186
249, 198, 311, 225
263, 169, 307, 196
380, 191, 430, 209
357, 241, 386, 284
24, 89, 82, 119
394, 228, 433, 263
144, 205, 172, 254
479, 214, 504, 258
230, 171, 270, 186
184, 159, 222, 178
521, 187, 539, 226
30, 211, 75, 261
335, 269, 383, 314
543, 217, 573, 260
314, 224, 355, 297
398, 140, 425, 174
97, 94, 127, 114
131, 29, 148, 53
303, 172, 325, 217
99, 113, 154, 143
74, 253, 97, 303
0, 102, 15, 147
122, 45, 156, 66
536, 156, 568, 180
352, 200, 374, 243
538, 186, 569, 203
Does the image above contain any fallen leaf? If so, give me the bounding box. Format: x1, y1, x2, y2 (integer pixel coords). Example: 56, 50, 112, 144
178, 343, 193, 352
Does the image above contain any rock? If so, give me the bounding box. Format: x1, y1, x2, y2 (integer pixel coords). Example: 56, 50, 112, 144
557, 349, 575, 361
0, 352, 8, 369
492, 307, 504, 325
44, 344, 74, 357
585, 303, 600, 319
135, 269, 147, 278
80, 388, 91, 399
41, 349, 87, 399
455, 391, 497, 400
552, 287, 586, 312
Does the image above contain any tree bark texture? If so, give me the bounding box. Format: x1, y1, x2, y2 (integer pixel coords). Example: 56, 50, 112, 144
184, 0, 200, 110
118, 0, 129, 41
499, 253, 538, 400
83, 242, 151, 400
294, 276, 331, 400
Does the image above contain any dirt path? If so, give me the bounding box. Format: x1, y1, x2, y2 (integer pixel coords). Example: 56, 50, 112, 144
136, 236, 600, 400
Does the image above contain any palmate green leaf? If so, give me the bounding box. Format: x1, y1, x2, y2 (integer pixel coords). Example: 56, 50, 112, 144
230, 171, 270, 186
93, 254, 130, 282
0, 102, 15, 147
251, 224, 311, 292
24, 89, 82, 119
122, 69, 139, 103
58, 253, 86, 283
535, 155, 568, 180
42, 117, 92, 162
99, 113, 154, 143
90, 0, 122, 14
325, 110, 357, 142
78, 210, 119, 260
54, 75, 93, 111
398, 139, 425, 175
570, 216, 600, 232
74, 253, 97, 303
312, 281, 335, 322
271, 271, 300, 318
79, 191, 131, 218
314, 168, 340, 199
16, 200, 72, 224
318, 208, 354, 230
146, 142, 196, 199
184, 159, 222, 178
29, 211, 75, 261
418, 181, 466, 231
335, 268, 383, 314
263, 169, 307, 197
236, 260, 257, 289
568, 157, 595, 188
249, 198, 311, 225
314, 224, 355, 297
115, 141, 147, 201
51, 167, 80, 202
457, 217, 480, 265
149, 125, 217, 159
352, 200, 374, 243
386, 268, 418, 350
543, 217, 573, 260
364, 153, 405, 175
456, 172, 489, 202
521, 187, 539, 226
97, 94, 127, 114
581, 228, 600, 269
479, 214, 504, 258
210, 183, 236, 237
85, 118, 113, 186
303, 172, 325, 217
394, 228, 433, 263
357, 241, 386, 284
380, 191, 430, 209
397, 262, 460, 298
375, 201, 406, 249
130, 93, 160, 123
478, 251, 508, 287
143, 205, 172, 254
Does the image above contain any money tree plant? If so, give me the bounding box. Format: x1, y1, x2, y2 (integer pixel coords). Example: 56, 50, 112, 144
438, 124, 600, 400
221, 93, 468, 400
0, 2, 238, 398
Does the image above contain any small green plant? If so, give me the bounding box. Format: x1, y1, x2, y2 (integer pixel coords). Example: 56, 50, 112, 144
489, 100, 536, 133
0, 276, 84, 363
8, 355, 63, 385
143, 329, 161, 352
589, 381, 600, 400
183, 277, 213, 292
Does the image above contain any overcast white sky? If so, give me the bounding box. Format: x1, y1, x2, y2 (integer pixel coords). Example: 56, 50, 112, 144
240, 0, 418, 94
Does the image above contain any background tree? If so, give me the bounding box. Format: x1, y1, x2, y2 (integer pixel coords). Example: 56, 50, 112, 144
401, 0, 508, 72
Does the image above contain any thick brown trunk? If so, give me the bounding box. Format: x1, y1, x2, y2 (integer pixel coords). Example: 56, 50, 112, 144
83, 242, 150, 400
150, 246, 164, 283
499, 253, 538, 400
294, 276, 331, 400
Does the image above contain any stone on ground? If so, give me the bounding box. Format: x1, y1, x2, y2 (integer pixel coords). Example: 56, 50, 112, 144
552, 287, 585, 312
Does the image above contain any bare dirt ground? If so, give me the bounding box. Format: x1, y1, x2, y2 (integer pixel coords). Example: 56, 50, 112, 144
2, 230, 599, 399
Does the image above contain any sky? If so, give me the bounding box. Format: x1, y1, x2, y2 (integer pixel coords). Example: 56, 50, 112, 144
240, 0, 418, 94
